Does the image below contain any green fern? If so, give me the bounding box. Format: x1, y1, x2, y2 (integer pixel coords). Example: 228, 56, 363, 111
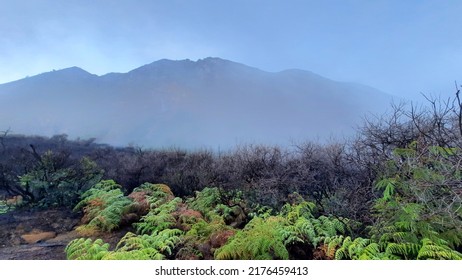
188, 187, 221, 216
113, 229, 183, 259
215, 216, 289, 260
134, 197, 181, 234
379, 227, 419, 245
375, 178, 396, 201
417, 238, 462, 260
439, 229, 462, 248
187, 187, 242, 224
327, 232, 462, 260
102, 250, 152, 260
180, 216, 234, 259
322, 235, 345, 259
248, 205, 274, 219
65, 238, 110, 260
280, 200, 346, 249
132, 183, 174, 208
186, 218, 227, 240
332, 236, 385, 260
282, 217, 316, 247
372, 143, 462, 258
385, 242, 420, 259
280, 201, 316, 223
66, 229, 183, 260
74, 180, 122, 210
74, 180, 133, 232
314, 215, 346, 237
90, 198, 133, 231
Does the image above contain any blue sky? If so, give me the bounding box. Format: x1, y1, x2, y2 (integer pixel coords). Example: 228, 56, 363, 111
1, 0, 461, 101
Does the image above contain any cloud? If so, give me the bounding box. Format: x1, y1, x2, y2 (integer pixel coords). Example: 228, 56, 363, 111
1, 0, 462, 101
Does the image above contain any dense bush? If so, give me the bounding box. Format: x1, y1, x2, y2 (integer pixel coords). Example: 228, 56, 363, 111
73, 180, 133, 235
66, 183, 352, 260
0, 134, 371, 224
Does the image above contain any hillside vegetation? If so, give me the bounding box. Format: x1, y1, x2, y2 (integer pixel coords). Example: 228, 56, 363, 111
1, 93, 462, 259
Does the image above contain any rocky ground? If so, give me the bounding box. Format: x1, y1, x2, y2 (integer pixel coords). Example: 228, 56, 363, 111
0, 207, 127, 260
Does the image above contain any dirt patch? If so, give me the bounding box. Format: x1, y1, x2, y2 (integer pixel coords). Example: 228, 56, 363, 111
0, 207, 130, 259
21, 231, 57, 244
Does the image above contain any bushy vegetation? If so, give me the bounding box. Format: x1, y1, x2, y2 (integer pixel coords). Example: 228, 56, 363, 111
73, 180, 133, 235
3, 90, 462, 259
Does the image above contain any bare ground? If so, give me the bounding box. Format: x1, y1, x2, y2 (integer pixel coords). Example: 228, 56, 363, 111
0, 207, 128, 260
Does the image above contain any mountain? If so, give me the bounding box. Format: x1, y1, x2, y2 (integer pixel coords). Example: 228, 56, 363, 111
0, 57, 393, 149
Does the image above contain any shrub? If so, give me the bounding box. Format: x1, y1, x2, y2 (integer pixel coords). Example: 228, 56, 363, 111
74, 180, 133, 233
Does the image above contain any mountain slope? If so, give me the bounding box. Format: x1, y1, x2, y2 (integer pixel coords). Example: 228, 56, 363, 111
0, 58, 393, 148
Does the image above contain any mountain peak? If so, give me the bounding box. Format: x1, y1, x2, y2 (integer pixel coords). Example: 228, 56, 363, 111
0, 58, 393, 149
0, 66, 95, 87
197, 57, 228, 63
129, 58, 194, 74
61, 66, 89, 73
133, 57, 251, 71
33, 66, 96, 83
33, 66, 92, 77
127, 57, 259, 79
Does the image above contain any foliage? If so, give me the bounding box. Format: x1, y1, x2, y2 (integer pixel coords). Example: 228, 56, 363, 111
0, 133, 371, 224
106, 229, 183, 260
212, 197, 342, 260
324, 233, 462, 260
279, 198, 347, 249
65, 238, 110, 260
187, 187, 244, 224
188, 187, 222, 218
416, 238, 462, 260
64, 173, 462, 260
65, 229, 183, 260
180, 216, 233, 259
322, 235, 384, 260
371, 143, 462, 252
215, 216, 289, 260
248, 204, 274, 219
132, 182, 174, 208
311, 142, 462, 260
74, 180, 133, 233
134, 197, 181, 235
18, 153, 103, 207
0, 200, 8, 214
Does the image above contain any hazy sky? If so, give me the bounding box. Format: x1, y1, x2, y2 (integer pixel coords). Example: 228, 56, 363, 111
1, 0, 461, 101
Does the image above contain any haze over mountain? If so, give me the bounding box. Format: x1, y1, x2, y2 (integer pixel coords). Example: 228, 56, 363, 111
0, 57, 393, 149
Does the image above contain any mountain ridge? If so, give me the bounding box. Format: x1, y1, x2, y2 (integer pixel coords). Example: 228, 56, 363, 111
0, 58, 394, 149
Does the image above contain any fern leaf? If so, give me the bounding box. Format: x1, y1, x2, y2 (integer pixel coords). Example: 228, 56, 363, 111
65, 238, 109, 260
385, 242, 420, 259
215, 216, 289, 260
417, 238, 462, 260
134, 197, 181, 234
